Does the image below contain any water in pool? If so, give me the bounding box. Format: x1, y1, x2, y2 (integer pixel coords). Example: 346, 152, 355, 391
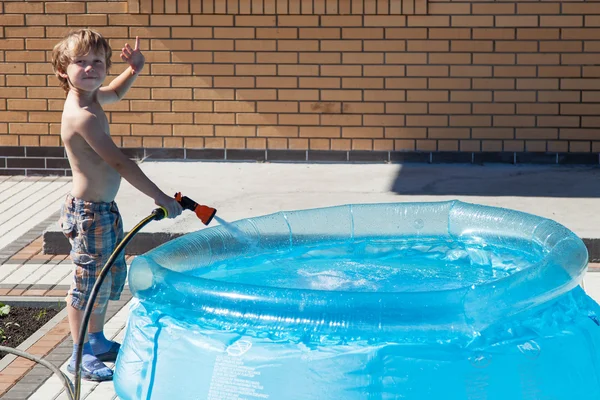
193, 237, 544, 292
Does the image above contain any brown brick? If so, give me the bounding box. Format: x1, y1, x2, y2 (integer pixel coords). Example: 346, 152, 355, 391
563, 3, 600, 14
343, 102, 385, 114
453, 16, 494, 28
450, 116, 491, 128
406, 115, 448, 127
428, 128, 470, 139
28, 112, 60, 123
364, 65, 405, 77
258, 126, 298, 137
450, 66, 492, 77
6, 51, 44, 62
472, 128, 514, 140
429, 78, 470, 90
9, 122, 48, 134
561, 129, 599, 141
236, 16, 277, 26
539, 41, 583, 53
26, 14, 65, 26
321, 114, 362, 127
428, 2, 472, 15
494, 66, 537, 78
300, 53, 340, 64
0, 15, 25, 26
278, 16, 318, 26
426, 28, 468, 40
152, 64, 192, 75
364, 39, 406, 52
386, 28, 427, 39
322, 90, 362, 101
217, 27, 256, 39
538, 116, 580, 128
300, 102, 341, 114
215, 77, 256, 88
364, 16, 406, 27
541, 16, 583, 28
278, 40, 319, 52
309, 139, 330, 150
517, 54, 560, 65
518, 3, 560, 15
173, 125, 214, 136
153, 113, 193, 124
407, 40, 449, 52
300, 127, 340, 138
257, 77, 297, 88
387, 127, 426, 139
0, 111, 27, 122
516, 79, 558, 91
407, 16, 451, 27
237, 114, 277, 125
279, 89, 319, 101
472, 3, 515, 14
407, 65, 448, 77
5, 27, 44, 38
473, 103, 515, 115
364, 115, 405, 127
517, 128, 558, 140
451, 40, 493, 53
288, 138, 309, 149
569, 141, 591, 153
194, 64, 234, 76
322, 16, 362, 26
517, 104, 559, 115
0, 39, 24, 50
537, 91, 579, 103
216, 101, 256, 113
473, 29, 515, 40
560, 29, 600, 40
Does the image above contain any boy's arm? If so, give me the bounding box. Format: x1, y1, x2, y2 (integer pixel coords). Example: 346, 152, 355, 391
98, 37, 145, 105
75, 113, 181, 217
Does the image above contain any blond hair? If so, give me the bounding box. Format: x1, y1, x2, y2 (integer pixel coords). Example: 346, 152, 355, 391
51, 29, 112, 92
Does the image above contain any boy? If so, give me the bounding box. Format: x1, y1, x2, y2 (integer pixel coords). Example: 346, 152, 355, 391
51, 29, 182, 381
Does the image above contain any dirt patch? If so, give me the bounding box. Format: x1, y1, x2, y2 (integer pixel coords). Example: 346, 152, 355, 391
0, 304, 60, 360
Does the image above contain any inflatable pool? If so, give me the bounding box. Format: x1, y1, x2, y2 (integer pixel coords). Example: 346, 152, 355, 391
114, 201, 600, 400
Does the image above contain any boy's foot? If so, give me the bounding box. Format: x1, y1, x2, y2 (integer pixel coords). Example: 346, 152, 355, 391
95, 341, 121, 363
89, 331, 121, 362
67, 356, 113, 382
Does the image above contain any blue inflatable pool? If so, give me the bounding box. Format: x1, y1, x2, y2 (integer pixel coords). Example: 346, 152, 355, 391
114, 201, 600, 400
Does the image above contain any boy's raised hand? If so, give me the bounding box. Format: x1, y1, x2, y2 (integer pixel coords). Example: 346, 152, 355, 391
121, 36, 145, 75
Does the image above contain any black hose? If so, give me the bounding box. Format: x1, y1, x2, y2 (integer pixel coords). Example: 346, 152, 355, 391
73, 207, 166, 399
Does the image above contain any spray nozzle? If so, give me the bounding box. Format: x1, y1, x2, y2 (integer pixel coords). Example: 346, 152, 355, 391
174, 192, 217, 225
153, 193, 217, 225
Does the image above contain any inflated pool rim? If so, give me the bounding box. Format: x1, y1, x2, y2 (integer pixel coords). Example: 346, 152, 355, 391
129, 200, 588, 333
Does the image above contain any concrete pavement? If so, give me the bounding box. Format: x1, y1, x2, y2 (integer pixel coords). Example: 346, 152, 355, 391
38, 162, 600, 258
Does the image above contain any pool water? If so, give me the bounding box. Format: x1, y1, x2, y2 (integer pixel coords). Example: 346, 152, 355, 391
193, 237, 545, 293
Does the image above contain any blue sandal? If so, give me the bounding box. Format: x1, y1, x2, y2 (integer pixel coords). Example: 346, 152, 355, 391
67, 358, 113, 382
94, 341, 121, 363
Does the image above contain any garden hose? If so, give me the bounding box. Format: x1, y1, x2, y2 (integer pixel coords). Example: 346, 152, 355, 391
0, 194, 216, 400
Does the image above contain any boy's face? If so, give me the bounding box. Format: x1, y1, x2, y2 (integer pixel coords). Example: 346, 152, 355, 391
60, 48, 107, 93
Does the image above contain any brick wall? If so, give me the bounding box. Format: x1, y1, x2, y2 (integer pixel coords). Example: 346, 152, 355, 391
1, 0, 600, 174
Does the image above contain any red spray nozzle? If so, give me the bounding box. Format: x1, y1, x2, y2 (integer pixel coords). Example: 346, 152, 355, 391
175, 192, 216, 225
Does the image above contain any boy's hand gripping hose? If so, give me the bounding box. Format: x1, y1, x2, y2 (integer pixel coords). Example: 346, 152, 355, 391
0, 194, 216, 400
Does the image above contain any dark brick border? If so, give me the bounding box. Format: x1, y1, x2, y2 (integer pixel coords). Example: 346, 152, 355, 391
2, 147, 600, 176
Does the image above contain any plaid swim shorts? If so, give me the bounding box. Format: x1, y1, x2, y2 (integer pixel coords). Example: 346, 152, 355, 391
58, 194, 127, 314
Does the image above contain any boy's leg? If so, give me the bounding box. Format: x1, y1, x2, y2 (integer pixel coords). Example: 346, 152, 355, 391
66, 295, 113, 381
88, 202, 126, 362
62, 196, 114, 381
88, 300, 121, 362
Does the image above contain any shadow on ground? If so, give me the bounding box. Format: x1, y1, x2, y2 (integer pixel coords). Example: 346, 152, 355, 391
391, 164, 600, 198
